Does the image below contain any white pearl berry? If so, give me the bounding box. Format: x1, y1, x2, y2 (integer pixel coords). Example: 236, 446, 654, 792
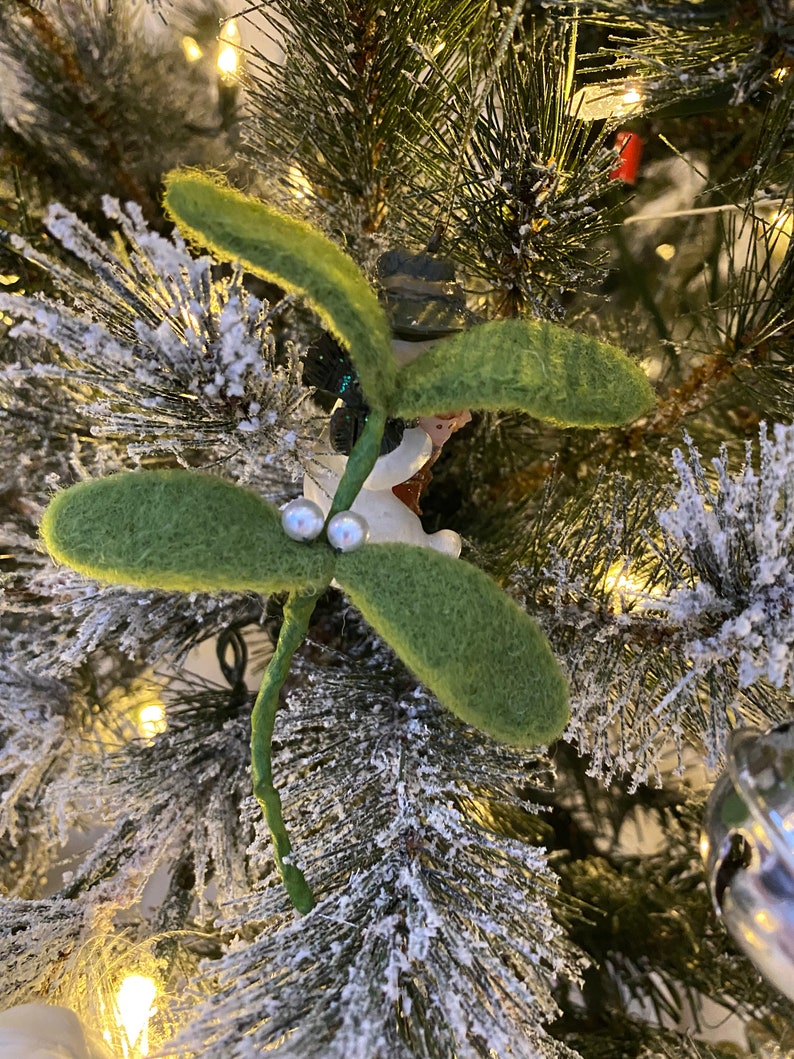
281, 498, 325, 542
326, 510, 369, 551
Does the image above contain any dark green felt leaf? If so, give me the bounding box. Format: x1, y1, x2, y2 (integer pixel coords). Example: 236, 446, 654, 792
336, 543, 569, 746
391, 317, 654, 426
163, 170, 396, 412
41, 470, 335, 594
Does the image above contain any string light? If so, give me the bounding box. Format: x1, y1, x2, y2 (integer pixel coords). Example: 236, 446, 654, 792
108, 975, 158, 1059
602, 561, 664, 612
137, 702, 167, 740
767, 207, 792, 266
181, 20, 241, 80
288, 164, 313, 200
568, 81, 644, 122
216, 20, 240, 80
180, 35, 203, 63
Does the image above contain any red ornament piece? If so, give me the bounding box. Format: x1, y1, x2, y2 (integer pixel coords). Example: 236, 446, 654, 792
610, 131, 643, 185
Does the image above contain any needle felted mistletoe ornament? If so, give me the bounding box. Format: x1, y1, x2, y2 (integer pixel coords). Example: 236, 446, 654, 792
41, 171, 654, 913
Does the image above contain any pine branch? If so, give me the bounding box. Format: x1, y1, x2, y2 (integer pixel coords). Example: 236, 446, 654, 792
0, 0, 240, 224
165, 641, 582, 1059
0, 198, 319, 489
398, 21, 620, 316
508, 424, 794, 785
241, 0, 488, 252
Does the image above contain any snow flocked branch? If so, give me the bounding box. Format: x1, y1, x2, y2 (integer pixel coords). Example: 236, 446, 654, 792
40, 170, 654, 912
661, 423, 794, 701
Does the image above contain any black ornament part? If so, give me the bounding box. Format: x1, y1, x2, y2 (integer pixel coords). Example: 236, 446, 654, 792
375, 247, 474, 341
303, 333, 407, 456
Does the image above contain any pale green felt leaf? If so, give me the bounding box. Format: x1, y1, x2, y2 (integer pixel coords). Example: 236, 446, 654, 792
391, 317, 654, 426
41, 470, 335, 595
163, 170, 396, 412
336, 543, 569, 746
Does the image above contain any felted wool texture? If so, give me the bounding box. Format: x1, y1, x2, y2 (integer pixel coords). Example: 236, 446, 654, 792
41, 470, 335, 594
336, 543, 570, 746
391, 317, 655, 427
163, 170, 397, 412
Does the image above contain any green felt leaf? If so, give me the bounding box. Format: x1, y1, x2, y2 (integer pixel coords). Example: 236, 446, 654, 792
336, 543, 569, 746
163, 170, 396, 412
391, 317, 654, 426
41, 470, 335, 595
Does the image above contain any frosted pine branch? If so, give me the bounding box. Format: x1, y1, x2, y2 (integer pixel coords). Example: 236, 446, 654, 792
0, 197, 320, 492
518, 425, 794, 787
660, 423, 794, 696
167, 644, 582, 1059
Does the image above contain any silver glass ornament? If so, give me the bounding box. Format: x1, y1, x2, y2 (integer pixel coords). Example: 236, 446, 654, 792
281, 498, 325, 542
702, 721, 794, 1002
326, 510, 369, 552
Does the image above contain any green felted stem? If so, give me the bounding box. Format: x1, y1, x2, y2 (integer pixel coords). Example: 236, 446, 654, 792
40, 470, 335, 594
391, 317, 654, 427
336, 544, 570, 746
163, 170, 396, 412
326, 408, 387, 520
251, 591, 319, 914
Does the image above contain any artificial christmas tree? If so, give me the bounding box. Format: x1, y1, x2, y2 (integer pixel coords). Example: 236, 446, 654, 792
2, 2, 794, 1056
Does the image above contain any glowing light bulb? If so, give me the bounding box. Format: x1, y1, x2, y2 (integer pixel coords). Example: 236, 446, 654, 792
181, 35, 203, 63
216, 19, 240, 79
602, 561, 664, 612
655, 243, 676, 261
766, 208, 792, 267
753, 908, 778, 932
699, 833, 710, 861
568, 81, 644, 122
138, 702, 167, 740
288, 164, 313, 200
114, 975, 157, 1058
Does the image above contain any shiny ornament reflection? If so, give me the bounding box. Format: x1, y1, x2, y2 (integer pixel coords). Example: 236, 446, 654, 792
702, 721, 794, 1003
281, 498, 325, 542
326, 511, 369, 552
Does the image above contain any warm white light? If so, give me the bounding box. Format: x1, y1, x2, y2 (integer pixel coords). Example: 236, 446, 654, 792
568, 81, 644, 121
115, 974, 157, 1058
181, 35, 203, 63
753, 908, 777, 932
602, 561, 664, 612
288, 164, 313, 200
766, 208, 792, 267
217, 20, 240, 78
655, 243, 676, 261
138, 702, 167, 740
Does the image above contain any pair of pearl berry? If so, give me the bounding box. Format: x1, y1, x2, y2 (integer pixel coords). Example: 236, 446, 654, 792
281, 498, 369, 552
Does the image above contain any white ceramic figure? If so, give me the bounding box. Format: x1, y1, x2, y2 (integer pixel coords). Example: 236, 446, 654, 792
303, 425, 462, 558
